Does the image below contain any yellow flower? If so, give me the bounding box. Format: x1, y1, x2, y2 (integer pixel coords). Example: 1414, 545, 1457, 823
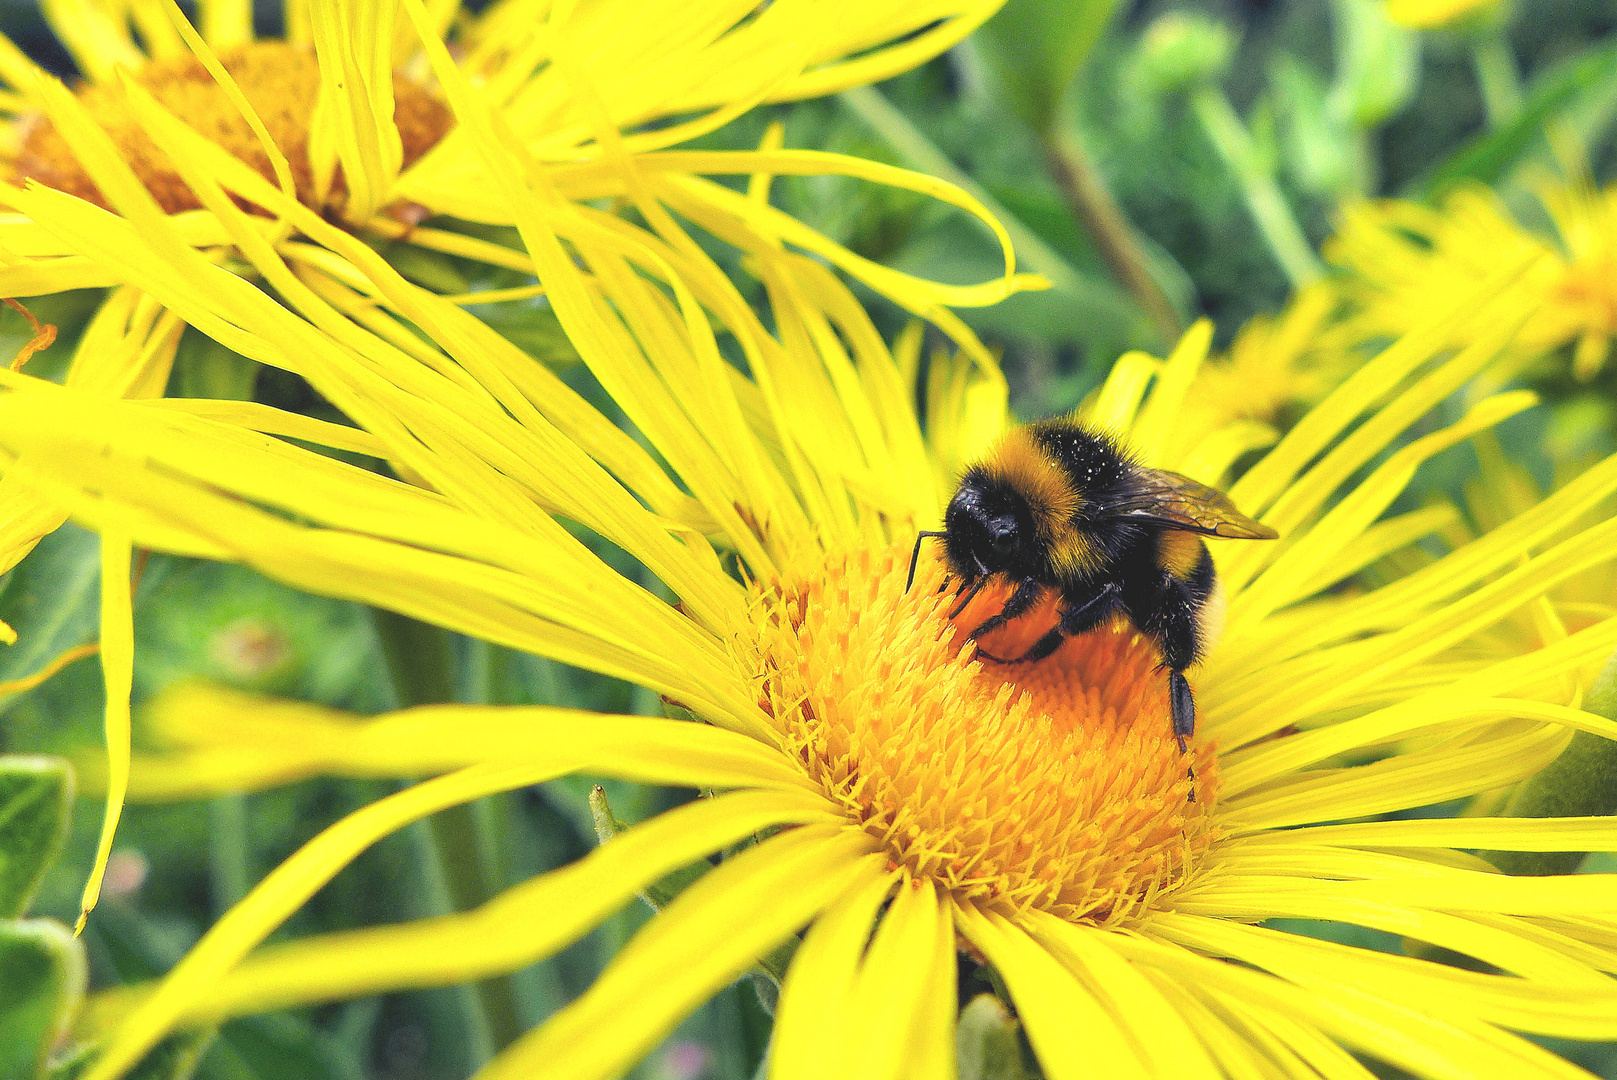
0, 0, 1037, 924
1327, 173, 1617, 381
1132, 284, 1351, 477
1385, 0, 1501, 29
5, 204, 1617, 1077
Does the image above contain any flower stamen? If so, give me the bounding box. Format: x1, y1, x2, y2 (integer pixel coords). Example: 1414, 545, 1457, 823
9, 43, 452, 218
751, 545, 1219, 927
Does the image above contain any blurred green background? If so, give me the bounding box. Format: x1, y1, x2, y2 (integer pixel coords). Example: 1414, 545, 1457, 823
3, 0, 1617, 1078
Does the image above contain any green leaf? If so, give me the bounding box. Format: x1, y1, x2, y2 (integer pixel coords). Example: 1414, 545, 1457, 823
0, 757, 73, 918
46, 1032, 214, 1080
473, 301, 582, 368
1415, 38, 1617, 200
0, 525, 100, 724
974, 0, 1123, 132
0, 919, 86, 1080
169, 330, 258, 402
1484, 647, 1617, 877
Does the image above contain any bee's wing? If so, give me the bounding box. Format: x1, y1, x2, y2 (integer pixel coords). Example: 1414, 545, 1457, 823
1111, 468, 1279, 540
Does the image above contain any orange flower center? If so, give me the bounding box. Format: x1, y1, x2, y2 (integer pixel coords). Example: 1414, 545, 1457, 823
8, 42, 452, 218
751, 545, 1218, 927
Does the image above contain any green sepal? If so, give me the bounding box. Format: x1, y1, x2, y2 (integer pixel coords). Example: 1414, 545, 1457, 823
1135, 13, 1233, 97
956, 993, 1034, 1080
0, 757, 74, 919
1486, 648, 1617, 876
0, 918, 87, 1080
586, 786, 712, 912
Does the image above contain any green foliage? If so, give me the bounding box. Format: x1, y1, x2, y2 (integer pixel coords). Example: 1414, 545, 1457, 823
0, 919, 86, 1080
0, 757, 73, 918
1417, 38, 1617, 198
1327, 0, 1421, 129
0, 526, 100, 727
974, 0, 1122, 131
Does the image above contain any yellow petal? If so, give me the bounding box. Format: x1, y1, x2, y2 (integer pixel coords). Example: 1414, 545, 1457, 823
953, 903, 1150, 1080
176, 788, 836, 1020
771, 860, 899, 1080
83, 759, 637, 1080
75, 530, 133, 934
480, 825, 882, 1080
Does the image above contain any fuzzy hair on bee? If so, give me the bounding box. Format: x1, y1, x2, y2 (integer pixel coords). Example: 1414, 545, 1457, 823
909, 417, 1277, 781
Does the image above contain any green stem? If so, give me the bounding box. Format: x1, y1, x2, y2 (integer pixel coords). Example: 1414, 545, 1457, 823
1043, 126, 1184, 342
372, 611, 526, 1056
1470, 33, 1523, 130
837, 83, 1153, 347
207, 793, 250, 918
1189, 84, 1326, 289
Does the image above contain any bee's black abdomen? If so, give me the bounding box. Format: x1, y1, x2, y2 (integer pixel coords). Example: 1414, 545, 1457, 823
1120, 533, 1216, 671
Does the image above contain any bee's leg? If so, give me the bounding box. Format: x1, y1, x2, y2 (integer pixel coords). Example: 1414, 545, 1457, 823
1167, 669, 1197, 802
966, 578, 1043, 642
946, 574, 990, 620
980, 583, 1120, 665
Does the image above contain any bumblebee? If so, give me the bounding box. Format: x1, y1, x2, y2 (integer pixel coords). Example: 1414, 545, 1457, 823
908, 418, 1277, 758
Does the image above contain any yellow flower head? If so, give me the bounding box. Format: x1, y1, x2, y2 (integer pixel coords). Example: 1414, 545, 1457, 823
0, 0, 1039, 927
1327, 170, 1617, 381
4, 207, 1617, 1077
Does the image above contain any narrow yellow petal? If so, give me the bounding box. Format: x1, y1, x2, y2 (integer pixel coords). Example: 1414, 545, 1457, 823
197, 0, 251, 47
1129, 319, 1213, 463
848, 880, 947, 1080
771, 861, 900, 1080
308, 0, 402, 220
1025, 911, 1222, 1080
1085, 350, 1161, 437
83, 761, 601, 1080
0, 642, 99, 697
1231, 391, 1538, 630
1155, 913, 1617, 1039
1221, 698, 1617, 799
114, 685, 810, 799
75, 529, 133, 934
1114, 932, 1572, 1080
953, 903, 1150, 1080
1260, 816, 1617, 851
480, 825, 882, 1080
1170, 889, 1609, 987
903, 894, 960, 1080
40, 0, 146, 81
181, 788, 835, 1019
142, 399, 390, 458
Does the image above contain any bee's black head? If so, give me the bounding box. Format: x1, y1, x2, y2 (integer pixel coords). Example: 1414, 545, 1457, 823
942, 471, 1037, 580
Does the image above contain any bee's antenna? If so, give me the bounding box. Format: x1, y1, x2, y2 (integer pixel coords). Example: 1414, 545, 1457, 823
905, 531, 947, 592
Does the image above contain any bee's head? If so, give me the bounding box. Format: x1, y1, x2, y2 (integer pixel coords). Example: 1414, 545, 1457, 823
942, 472, 1036, 579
